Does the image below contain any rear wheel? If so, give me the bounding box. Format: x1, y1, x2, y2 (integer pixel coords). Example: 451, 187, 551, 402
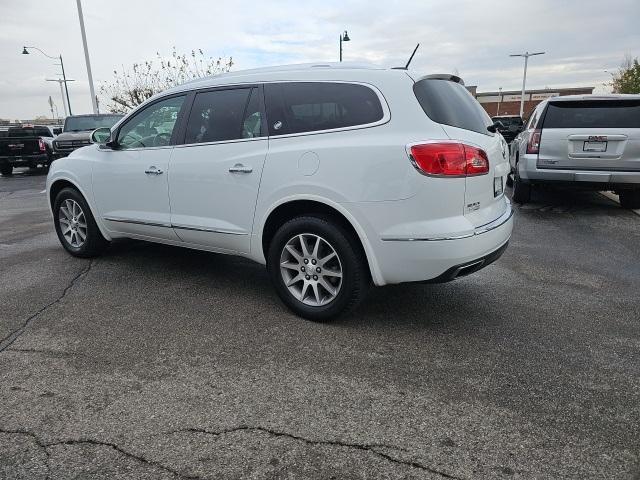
53, 187, 109, 257
619, 190, 640, 209
267, 215, 369, 321
505, 172, 514, 187
512, 176, 531, 204
0, 165, 13, 176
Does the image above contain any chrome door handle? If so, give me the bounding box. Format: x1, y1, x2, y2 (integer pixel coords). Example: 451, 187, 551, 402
229, 163, 253, 174
144, 166, 163, 175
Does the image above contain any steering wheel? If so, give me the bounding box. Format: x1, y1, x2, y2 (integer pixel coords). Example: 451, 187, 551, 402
153, 133, 171, 147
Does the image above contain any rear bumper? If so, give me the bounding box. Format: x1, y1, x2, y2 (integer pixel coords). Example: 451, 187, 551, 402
518, 154, 640, 187
370, 202, 514, 285
0, 154, 50, 167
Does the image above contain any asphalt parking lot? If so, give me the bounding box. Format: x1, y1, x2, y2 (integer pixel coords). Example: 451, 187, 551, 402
1, 168, 639, 479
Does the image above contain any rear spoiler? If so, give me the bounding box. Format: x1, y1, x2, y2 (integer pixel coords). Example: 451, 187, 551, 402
417, 74, 465, 85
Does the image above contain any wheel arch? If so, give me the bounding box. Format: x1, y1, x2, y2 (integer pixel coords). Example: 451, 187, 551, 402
48, 177, 112, 241
258, 198, 384, 285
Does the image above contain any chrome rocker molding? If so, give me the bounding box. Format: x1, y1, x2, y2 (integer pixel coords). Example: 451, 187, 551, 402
103, 217, 248, 236
381, 202, 513, 242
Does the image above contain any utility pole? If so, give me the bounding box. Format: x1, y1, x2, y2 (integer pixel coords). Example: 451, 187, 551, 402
76, 0, 98, 113
46, 78, 75, 117
509, 51, 545, 118
496, 87, 502, 116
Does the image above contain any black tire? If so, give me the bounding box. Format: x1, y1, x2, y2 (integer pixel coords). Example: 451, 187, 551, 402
0, 165, 12, 176
619, 190, 640, 209
267, 215, 369, 321
512, 176, 531, 204
53, 187, 109, 257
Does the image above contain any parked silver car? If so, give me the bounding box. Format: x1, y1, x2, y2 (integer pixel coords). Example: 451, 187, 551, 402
509, 94, 640, 208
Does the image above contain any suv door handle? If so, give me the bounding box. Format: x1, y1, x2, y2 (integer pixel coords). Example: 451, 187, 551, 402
229, 163, 253, 174
144, 166, 163, 175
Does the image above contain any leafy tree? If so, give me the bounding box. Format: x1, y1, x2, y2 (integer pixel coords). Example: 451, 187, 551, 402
611, 55, 640, 94
100, 48, 233, 113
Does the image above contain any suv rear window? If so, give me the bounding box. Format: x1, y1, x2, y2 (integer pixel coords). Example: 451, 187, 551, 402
543, 100, 640, 128
414, 79, 492, 135
265, 82, 384, 136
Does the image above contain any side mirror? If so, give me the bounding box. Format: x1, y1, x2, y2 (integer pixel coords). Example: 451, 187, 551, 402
90, 127, 112, 145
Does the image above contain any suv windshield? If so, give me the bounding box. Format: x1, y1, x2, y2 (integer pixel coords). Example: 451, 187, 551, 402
543, 100, 640, 128
64, 115, 123, 132
414, 79, 492, 135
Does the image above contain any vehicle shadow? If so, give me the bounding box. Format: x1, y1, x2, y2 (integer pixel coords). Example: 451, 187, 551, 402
102, 239, 499, 331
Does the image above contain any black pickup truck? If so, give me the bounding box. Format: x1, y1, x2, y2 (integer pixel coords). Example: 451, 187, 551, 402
0, 125, 56, 176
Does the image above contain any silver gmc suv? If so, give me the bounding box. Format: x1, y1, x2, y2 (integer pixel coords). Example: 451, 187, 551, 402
509, 94, 640, 209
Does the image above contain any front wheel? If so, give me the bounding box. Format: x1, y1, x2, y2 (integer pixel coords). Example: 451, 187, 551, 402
0, 165, 13, 176
619, 190, 640, 209
53, 187, 109, 257
267, 215, 369, 321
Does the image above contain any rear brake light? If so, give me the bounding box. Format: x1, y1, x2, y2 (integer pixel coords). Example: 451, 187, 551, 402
409, 143, 489, 177
526, 129, 541, 154
38, 138, 46, 152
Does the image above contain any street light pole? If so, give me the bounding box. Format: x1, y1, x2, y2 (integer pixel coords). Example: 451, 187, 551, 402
510, 51, 545, 118
23, 46, 73, 115
76, 0, 98, 114
339, 31, 350, 62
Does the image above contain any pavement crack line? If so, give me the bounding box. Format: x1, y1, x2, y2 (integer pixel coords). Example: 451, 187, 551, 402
0, 428, 51, 480
0, 260, 95, 353
0, 428, 199, 480
168, 426, 465, 479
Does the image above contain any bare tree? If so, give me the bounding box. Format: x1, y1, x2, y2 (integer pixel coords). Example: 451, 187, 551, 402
100, 48, 233, 113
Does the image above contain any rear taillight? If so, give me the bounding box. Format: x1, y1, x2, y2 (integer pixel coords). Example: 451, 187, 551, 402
409, 142, 489, 177
38, 138, 46, 152
526, 129, 541, 154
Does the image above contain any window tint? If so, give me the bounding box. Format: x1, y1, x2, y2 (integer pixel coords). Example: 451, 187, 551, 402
543, 100, 640, 128
242, 88, 263, 139
265, 82, 384, 135
413, 79, 492, 135
185, 88, 254, 144
117, 96, 185, 149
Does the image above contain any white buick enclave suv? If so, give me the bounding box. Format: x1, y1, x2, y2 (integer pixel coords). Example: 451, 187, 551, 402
47, 63, 513, 320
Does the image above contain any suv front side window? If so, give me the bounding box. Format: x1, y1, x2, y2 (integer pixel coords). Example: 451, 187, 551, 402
117, 95, 185, 149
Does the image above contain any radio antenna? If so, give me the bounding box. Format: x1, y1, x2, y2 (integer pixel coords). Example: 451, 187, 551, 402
404, 43, 420, 69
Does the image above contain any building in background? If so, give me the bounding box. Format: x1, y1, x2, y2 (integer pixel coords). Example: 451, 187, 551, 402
476, 87, 594, 119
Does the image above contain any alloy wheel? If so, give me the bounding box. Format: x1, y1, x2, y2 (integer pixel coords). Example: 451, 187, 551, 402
58, 199, 87, 248
279, 233, 343, 306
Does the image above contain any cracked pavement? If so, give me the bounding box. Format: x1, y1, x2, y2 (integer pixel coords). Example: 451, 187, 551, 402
1, 168, 639, 479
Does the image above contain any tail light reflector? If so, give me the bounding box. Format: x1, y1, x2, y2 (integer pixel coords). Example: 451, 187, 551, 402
526, 129, 541, 154
409, 142, 489, 177
38, 138, 46, 152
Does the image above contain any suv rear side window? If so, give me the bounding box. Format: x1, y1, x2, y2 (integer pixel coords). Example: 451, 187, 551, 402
265, 82, 384, 136
413, 79, 492, 135
184, 88, 257, 144
543, 100, 640, 128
